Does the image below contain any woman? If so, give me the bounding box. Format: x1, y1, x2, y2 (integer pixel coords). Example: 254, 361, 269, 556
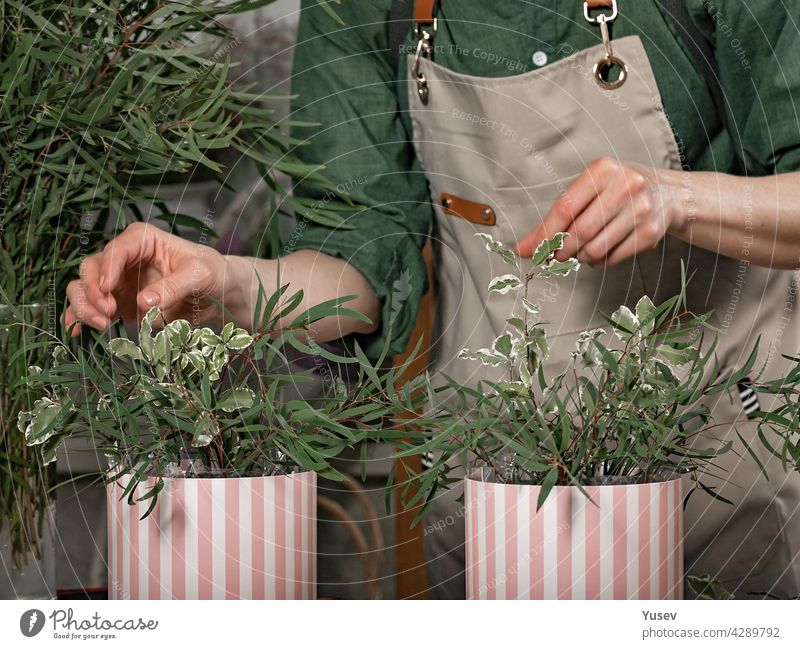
65, 0, 800, 598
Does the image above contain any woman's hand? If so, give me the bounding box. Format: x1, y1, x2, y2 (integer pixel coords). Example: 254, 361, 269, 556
64, 221, 380, 342
64, 222, 230, 337
514, 157, 685, 267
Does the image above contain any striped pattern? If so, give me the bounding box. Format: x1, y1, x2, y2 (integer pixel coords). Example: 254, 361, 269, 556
465, 477, 683, 600
106, 472, 317, 600
737, 382, 761, 416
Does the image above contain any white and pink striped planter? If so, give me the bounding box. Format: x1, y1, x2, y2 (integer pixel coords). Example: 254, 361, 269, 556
465, 476, 683, 600
106, 472, 317, 600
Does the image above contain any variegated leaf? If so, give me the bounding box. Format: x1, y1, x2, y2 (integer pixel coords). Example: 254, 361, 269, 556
226, 330, 254, 350
532, 232, 568, 266
488, 274, 522, 295
538, 257, 580, 279
475, 233, 520, 269
458, 347, 506, 366
217, 387, 256, 412
108, 338, 142, 362
521, 298, 540, 315
611, 304, 639, 342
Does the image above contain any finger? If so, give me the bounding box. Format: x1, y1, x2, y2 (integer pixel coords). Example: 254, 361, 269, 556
576, 203, 637, 266
66, 280, 109, 331
558, 194, 611, 260
62, 305, 82, 338
603, 230, 642, 268
99, 222, 155, 294
78, 255, 112, 317
515, 163, 608, 257
138, 262, 211, 315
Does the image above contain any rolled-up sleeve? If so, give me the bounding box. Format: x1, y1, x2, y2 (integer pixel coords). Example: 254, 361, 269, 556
285, 0, 434, 359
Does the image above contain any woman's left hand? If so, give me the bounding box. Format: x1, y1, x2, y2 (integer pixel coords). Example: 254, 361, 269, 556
514, 157, 685, 267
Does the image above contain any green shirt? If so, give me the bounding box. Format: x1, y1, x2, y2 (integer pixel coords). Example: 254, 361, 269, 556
287, 0, 800, 358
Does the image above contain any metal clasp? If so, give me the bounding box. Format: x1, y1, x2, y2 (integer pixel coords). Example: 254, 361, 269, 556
583, 0, 618, 24
412, 18, 437, 104
584, 0, 627, 90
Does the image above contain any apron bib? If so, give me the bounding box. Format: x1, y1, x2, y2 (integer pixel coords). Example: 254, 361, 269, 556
406, 0, 800, 598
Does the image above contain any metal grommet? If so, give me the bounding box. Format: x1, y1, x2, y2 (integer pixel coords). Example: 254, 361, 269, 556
593, 55, 627, 89
442, 197, 452, 209
481, 208, 493, 222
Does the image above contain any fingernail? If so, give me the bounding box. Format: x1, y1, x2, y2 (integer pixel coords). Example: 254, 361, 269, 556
99, 274, 106, 290
142, 292, 160, 306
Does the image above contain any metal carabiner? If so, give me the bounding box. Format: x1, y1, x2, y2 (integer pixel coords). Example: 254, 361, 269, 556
412, 39, 430, 103
584, 0, 627, 89
583, 0, 618, 24
412, 18, 437, 104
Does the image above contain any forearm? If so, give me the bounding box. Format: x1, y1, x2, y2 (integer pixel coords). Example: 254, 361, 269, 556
668, 170, 800, 269
222, 250, 380, 339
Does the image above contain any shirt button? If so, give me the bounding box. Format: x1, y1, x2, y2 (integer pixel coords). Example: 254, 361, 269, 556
532, 50, 548, 67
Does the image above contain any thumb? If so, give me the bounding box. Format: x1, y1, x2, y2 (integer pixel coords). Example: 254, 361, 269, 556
137, 265, 204, 313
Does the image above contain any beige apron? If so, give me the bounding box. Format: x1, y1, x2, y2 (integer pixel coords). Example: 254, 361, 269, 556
406, 1, 800, 598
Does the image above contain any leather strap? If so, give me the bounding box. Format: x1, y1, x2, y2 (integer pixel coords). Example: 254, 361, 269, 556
414, 0, 437, 25
585, 0, 614, 6
440, 193, 496, 226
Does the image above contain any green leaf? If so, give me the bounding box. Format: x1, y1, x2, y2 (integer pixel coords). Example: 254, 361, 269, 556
507, 316, 526, 332
22, 399, 67, 446
493, 334, 513, 358
192, 411, 218, 448
538, 258, 580, 278
636, 295, 656, 334
610, 305, 639, 341
488, 274, 522, 295
657, 344, 697, 367
532, 233, 567, 266
475, 233, 519, 269
493, 381, 528, 398
226, 331, 254, 350
139, 308, 160, 362
521, 299, 540, 316
536, 469, 559, 511
108, 338, 143, 361
458, 348, 507, 367
165, 319, 191, 347
220, 321, 235, 343
216, 388, 256, 413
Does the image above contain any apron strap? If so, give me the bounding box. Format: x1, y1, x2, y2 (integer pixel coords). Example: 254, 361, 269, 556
653, 0, 726, 132
411, 0, 438, 104
387, 0, 413, 70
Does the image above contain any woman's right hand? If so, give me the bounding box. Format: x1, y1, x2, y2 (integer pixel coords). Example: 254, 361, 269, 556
64, 222, 229, 337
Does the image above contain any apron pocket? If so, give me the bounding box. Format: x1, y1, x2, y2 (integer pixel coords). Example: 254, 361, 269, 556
492, 174, 582, 248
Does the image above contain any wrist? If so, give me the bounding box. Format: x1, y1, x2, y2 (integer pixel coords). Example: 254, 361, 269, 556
221, 255, 276, 330
659, 167, 693, 239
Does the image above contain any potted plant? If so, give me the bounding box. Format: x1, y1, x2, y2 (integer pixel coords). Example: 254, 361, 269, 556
0, 0, 344, 596
17, 277, 418, 600
394, 233, 795, 600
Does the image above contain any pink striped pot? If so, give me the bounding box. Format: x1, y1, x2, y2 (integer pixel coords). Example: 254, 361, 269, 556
106, 471, 317, 600
464, 475, 683, 600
